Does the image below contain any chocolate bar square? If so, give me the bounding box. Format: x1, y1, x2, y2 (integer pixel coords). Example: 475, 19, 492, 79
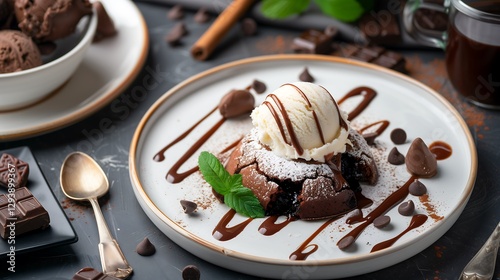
333, 44, 407, 73
0, 153, 29, 189
73, 267, 121, 280
292, 29, 333, 54
0, 187, 50, 239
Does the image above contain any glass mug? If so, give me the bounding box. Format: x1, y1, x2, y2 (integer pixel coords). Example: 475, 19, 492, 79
404, 0, 500, 109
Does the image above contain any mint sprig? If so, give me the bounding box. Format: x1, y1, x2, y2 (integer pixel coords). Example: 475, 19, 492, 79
260, 0, 374, 23
198, 151, 265, 218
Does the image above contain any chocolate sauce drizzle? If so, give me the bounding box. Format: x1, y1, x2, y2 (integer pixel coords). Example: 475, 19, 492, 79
337, 87, 377, 121
371, 214, 428, 252
152, 82, 454, 258
213, 209, 253, 241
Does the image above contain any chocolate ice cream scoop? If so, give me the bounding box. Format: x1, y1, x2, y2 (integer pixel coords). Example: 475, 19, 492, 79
0, 30, 42, 73
14, 0, 93, 42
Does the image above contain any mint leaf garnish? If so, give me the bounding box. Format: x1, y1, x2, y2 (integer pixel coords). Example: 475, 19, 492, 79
260, 0, 373, 22
314, 0, 365, 22
260, 0, 310, 19
198, 151, 265, 218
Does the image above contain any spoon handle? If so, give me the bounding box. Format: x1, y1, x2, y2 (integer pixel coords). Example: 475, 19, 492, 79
89, 198, 133, 279
460, 222, 500, 280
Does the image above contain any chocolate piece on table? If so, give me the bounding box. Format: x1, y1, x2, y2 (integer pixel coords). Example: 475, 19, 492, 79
292, 29, 333, 54
0, 187, 50, 239
359, 9, 401, 45
333, 44, 407, 73
194, 8, 210, 24
241, 17, 257, 36
0, 153, 29, 189
72, 267, 121, 280
136, 237, 156, 256
167, 4, 184, 20
182, 265, 201, 280
166, 22, 188, 46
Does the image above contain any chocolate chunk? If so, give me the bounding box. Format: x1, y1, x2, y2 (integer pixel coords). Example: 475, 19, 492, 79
373, 215, 390, 228
333, 44, 406, 73
72, 267, 121, 280
0, 187, 50, 239
0, 153, 29, 189
93, 1, 117, 43
182, 265, 200, 280
168, 4, 184, 20
251, 79, 266, 94
180, 199, 197, 214
136, 237, 156, 256
362, 132, 378, 146
218, 89, 255, 119
299, 67, 315, 82
241, 18, 257, 36
292, 29, 333, 54
406, 138, 438, 178
390, 128, 407, 144
388, 147, 405, 165
398, 200, 415, 216
359, 10, 401, 45
194, 8, 210, 24
166, 22, 188, 46
409, 179, 427, 196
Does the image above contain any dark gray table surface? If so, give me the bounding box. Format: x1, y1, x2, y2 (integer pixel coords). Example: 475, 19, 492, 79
1, 2, 499, 279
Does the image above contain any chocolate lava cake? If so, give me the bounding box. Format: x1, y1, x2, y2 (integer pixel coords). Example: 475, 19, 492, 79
225, 128, 378, 220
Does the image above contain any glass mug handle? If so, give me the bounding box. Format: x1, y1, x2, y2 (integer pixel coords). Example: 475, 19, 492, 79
403, 0, 451, 49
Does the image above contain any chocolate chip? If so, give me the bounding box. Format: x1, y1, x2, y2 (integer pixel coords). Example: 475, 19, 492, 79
241, 18, 257, 36
388, 147, 405, 165
409, 179, 427, 196
299, 67, 315, 82
194, 8, 210, 24
390, 128, 407, 144
136, 237, 156, 256
166, 22, 188, 46
251, 79, 267, 94
373, 215, 390, 228
338, 236, 355, 250
398, 200, 415, 216
167, 4, 184, 20
218, 89, 255, 119
180, 200, 198, 214
182, 265, 200, 280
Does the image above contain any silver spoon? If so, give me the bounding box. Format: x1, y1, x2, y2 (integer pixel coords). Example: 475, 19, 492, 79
460, 222, 500, 280
60, 152, 133, 279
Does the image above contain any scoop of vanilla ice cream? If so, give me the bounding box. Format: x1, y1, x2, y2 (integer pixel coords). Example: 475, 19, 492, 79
250, 82, 350, 162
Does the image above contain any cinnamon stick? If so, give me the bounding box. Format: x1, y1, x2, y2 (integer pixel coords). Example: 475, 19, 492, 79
191, 0, 254, 61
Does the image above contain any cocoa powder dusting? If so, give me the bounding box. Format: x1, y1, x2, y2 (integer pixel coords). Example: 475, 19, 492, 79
419, 194, 443, 221
255, 35, 291, 54
406, 56, 489, 139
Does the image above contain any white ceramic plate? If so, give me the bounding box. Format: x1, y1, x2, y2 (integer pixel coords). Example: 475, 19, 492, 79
0, 0, 148, 141
129, 55, 477, 279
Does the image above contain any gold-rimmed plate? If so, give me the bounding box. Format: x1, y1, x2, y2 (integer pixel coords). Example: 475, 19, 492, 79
129, 55, 476, 279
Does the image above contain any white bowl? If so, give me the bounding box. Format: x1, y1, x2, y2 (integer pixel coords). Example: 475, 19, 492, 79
0, 10, 98, 111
